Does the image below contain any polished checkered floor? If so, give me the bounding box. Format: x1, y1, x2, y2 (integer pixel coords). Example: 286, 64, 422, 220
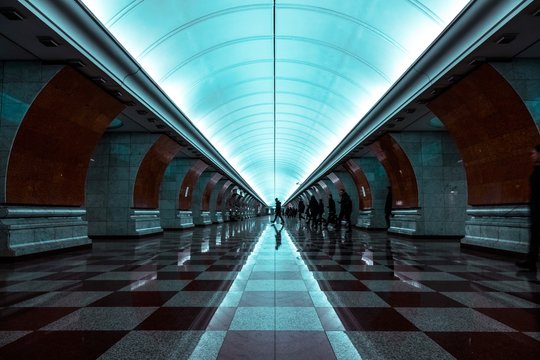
0, 217, 539, 359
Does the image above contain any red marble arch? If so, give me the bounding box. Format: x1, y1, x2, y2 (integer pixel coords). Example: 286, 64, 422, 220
201, 173, 224, 211
370, 134, 418, 209
326, 172, 345, 192
133, 135, 181, 209
311, 186, 322, 200
178, 160, 208, 210
226, 186, 240, 209
216, 180, 233, 211
6, 66, 125, 206
317, 180, 330, 197
428, 63, 540, 205
343, 159, 373, 210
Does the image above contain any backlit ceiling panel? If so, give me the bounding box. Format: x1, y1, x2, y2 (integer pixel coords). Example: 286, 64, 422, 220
79, 0, 469, 205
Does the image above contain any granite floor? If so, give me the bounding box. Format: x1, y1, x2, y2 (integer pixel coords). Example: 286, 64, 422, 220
0, 216, 539, 359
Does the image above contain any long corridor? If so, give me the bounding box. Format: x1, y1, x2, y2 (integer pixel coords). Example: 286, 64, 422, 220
0, 217, 539, 359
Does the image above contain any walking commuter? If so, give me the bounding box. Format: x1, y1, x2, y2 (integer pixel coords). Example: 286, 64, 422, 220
326, 194, 336, 228
308, 195, 319, 229
337, 189, 352, 231
271, 198, 285, 225
318, 198, 325, 226
298, 200, 305, 220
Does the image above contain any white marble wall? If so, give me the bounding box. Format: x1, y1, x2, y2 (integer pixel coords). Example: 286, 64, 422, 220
86, 133, 163, 237
391, 131, 467, 236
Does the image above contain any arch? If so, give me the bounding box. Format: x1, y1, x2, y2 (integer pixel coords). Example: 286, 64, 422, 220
6, 66, 124, 205
326, 172, 344, 192
317, 180, 330, 198
428, 63, 540, 205
369, 134, 418, 209
343, 159, 372, 209
216, 180, 233, 211
133, 135, 182, 209
178, 160, 209, 210
201, 173, 223, 211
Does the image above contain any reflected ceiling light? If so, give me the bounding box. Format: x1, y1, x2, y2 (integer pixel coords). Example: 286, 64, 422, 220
79, 0, 470, 205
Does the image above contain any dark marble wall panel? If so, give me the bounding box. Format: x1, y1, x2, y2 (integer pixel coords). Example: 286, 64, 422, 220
370, 134, 419, 209
428, 64, 540, 205
6, 66, 124, 206
343, 159, 372, 210
133, 135, 181, 209
178, 160, 208, 210
202, 173, 223, 211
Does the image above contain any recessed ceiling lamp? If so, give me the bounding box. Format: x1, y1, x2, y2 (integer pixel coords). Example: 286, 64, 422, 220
495, 33, 517, 44
0, 7, 24, 20
37, 36, 60, 47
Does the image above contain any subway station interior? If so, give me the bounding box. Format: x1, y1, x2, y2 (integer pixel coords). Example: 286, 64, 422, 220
1, 0, 540, 359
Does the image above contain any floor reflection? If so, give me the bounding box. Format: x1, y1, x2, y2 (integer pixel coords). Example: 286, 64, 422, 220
0, 216, 538, 359
190, 221, 360, 359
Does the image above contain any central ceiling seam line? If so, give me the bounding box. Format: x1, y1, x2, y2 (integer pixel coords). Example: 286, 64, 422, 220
273, 0, 276, 200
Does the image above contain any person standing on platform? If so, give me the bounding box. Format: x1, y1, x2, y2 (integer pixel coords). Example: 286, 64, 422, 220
298, 199, 305, 220
318, 198, 325, 227
326, 193, 336, 228
337, 189, 352, 232
271, 198, 285, 225
517, 144, 540, 272
308, 195, 319, 229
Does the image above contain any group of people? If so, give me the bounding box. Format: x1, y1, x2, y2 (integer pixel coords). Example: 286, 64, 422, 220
270, 144, 540, 272
272, 189, 353, 231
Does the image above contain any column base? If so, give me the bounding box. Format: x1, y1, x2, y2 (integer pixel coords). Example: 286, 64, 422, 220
213, 211, 224, 223
388, 208, 423, 236
128, 209, 163, 236
0, 206, 90, 257
463, 206, 529, 253
162, 210, 194, 229
356, 209, 375, 229
194, 211, 212, 226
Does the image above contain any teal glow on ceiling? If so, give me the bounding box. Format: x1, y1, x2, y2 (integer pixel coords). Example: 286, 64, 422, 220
80, 0, 469, 205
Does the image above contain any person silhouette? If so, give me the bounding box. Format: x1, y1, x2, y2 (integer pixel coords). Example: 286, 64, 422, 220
337, 189, 352, 232
271, 198, 285, 225
298, 199, 305, 220
326, 193, 336, 229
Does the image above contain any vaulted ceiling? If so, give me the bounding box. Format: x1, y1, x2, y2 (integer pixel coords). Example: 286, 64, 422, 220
77, 0, 469, 204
